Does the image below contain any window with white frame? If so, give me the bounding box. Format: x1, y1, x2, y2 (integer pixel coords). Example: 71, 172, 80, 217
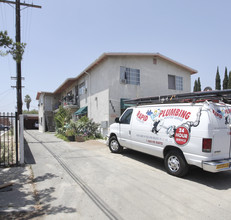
120, 66, 140, 85
168, 75, 183, 91
79, 82, 86, 95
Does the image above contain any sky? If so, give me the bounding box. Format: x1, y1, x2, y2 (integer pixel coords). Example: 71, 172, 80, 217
0, 0, 231, 113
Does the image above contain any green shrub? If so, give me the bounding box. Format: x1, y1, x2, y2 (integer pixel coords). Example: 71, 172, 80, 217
55, 133, 69, 141
55, 113, 102, 141
70, 116, 101, 139
54, 105, 72, 133
65, 128, 75, 137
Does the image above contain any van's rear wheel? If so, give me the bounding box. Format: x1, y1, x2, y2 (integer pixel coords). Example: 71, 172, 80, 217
109, 136, 123, 153
164, 150, 189, 177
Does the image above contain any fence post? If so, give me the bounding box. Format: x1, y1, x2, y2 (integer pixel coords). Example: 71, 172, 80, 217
19, 114, 24, 164
15, 112, 19, 165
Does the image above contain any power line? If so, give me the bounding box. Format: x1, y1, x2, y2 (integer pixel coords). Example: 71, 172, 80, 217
1, 3, 15, 77
24, 88, 37, 93
0, 89, 12, 97
0, 0, 41, 116
22, 5, 33, 77
0, 5, 5, 29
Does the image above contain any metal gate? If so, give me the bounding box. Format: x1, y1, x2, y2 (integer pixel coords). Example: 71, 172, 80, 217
0, 112, 18, 166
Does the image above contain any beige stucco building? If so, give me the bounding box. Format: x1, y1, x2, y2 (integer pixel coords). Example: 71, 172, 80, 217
36, 52, 197, 135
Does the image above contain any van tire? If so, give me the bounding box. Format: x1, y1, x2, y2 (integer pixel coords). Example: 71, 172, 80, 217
164, 150, 189, 177
109, 136, 123, 153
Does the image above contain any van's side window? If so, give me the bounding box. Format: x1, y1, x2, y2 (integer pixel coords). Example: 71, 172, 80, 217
120, 109, 133, 124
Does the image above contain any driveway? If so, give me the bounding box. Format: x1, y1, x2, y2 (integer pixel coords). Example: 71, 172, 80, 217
19, 130, 231, 219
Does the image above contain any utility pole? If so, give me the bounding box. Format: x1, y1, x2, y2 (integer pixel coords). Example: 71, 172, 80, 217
0, 0, 41, 115
16, 0, 22, 115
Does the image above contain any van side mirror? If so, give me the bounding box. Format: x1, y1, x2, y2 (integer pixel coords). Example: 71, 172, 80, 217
115, 117, 120, 123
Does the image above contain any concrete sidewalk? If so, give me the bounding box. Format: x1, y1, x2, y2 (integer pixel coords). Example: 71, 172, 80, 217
0, 165, 38, 219
0, 130, 78, 219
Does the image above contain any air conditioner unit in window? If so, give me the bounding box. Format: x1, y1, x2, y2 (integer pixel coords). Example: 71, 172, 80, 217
120, 79, 126, 84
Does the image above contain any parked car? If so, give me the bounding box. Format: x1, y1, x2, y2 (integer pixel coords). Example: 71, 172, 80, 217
34, 122, 39, 128
0, 124, 10, 131
0, 124, 4, 130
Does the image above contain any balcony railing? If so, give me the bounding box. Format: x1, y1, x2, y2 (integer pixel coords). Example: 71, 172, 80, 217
62, 100, 79, 109
53, 99, 80, 111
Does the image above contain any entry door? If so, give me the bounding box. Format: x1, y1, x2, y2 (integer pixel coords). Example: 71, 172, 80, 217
118, 109, 133, 148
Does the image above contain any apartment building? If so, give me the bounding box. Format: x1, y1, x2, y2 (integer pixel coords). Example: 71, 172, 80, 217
36, 52, 197, 135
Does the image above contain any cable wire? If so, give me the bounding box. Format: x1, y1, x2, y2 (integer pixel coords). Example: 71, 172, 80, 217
0, 89, 12, 97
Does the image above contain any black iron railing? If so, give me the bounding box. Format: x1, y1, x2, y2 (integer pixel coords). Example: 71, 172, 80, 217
0, 112, 18, 166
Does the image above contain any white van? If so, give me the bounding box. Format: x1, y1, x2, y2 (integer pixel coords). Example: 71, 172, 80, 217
107, 92, 231, 177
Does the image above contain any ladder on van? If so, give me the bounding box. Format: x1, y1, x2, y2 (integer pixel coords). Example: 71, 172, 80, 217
124, 89, 231, 105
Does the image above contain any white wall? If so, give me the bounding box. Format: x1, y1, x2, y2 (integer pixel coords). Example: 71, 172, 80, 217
44, 96, 54, 111
38, 93, 57, 132
106, 56, 192, 122
107, 56, 191, 99
87, 89, 109, 136
38, 94, 44, 132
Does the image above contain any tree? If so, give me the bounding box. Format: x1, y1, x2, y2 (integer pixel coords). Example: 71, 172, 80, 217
228, 71, 231, 89
215, 67, 221, 90
223, 67, 228, 90
24, 95, 32, 111
0, 30, 26, 63
197, 77, 201, 91
193, 79, 198, 92
193, 77, 201, 92
23, 109, 38, 114
54, 105, 72, 131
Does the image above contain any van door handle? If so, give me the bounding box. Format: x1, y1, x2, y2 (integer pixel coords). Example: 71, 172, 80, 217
129, 130, 131, 135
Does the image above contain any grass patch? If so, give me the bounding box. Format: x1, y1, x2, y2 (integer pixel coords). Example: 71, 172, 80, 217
0, 143, 14, 165
55, 133, 69, 142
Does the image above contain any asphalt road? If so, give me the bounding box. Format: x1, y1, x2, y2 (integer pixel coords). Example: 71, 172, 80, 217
24, 130, 231, 220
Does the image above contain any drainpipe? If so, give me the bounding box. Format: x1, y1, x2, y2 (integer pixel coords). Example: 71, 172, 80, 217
84, 71, 91, 118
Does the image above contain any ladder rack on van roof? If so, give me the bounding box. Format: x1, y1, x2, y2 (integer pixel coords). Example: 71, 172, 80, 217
124, 89, 231, 105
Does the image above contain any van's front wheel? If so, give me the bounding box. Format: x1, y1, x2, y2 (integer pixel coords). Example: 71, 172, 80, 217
109, 136, 123, 153
164, 150, 189, 177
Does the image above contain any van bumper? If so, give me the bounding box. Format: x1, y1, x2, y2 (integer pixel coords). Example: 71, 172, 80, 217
203, 159, 231, 172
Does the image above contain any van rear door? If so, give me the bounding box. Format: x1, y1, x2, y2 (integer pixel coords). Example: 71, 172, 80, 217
210, 103, 231, 158
229, 126, 231, 158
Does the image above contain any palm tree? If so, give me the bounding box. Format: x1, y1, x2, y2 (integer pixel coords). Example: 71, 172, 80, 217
24, 95, 32, 111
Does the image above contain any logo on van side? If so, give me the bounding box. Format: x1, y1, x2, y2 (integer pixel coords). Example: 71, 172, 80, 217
212, 107, 231, 124
136, 108, 202, 146
158, 108, 191, 120
147, 107, 202, 146
137, 111, 148, 121
212, 109, 222, 119
174, 126, 190, 145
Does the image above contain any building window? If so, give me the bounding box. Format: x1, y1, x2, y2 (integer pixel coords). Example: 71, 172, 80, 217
120, 66, 140, 85
176, 76, 183, 90
168, 75, 183, 91
79, 82, 86, 95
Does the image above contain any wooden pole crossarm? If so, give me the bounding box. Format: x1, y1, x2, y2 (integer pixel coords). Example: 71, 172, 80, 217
0, 0, 42, 8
